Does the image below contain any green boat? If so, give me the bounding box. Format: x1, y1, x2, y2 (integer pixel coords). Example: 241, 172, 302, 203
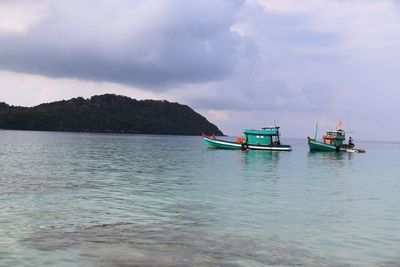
203, 126, 292, 151
308, 121, 365, 153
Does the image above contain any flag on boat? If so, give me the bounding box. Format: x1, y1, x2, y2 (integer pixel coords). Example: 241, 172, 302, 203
338, 120, 343, 129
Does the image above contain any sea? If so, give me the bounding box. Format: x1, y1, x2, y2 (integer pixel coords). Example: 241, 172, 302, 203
0, 130, 399, 267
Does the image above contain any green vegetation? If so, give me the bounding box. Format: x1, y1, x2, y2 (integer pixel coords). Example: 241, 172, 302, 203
0, 94, 223, 135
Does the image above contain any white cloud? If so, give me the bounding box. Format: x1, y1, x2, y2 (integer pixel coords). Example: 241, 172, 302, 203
0, 71, 161, 107
0, 1, 45, 34
202, 110, 230, 122
254, 0, 400, 59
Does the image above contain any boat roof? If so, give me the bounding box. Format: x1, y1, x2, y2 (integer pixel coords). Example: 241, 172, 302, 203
261, 126, 279, 129
244, 127, 280, 136
325, 129, 345, 134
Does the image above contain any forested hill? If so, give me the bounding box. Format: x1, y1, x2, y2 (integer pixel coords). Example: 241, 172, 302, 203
0, 94, 223, 135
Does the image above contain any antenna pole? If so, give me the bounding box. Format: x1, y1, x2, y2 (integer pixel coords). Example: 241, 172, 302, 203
314, 119, 319, 140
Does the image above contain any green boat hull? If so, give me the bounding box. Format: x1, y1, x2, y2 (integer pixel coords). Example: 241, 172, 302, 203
308, 139, 365, 153
204, 137, 242, 149
308, 139, 339, 151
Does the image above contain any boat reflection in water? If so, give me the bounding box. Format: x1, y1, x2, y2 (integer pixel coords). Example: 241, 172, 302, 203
242, 150, 280, 169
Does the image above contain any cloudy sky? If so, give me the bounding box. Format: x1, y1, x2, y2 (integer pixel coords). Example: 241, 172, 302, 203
1, 0, 399, 140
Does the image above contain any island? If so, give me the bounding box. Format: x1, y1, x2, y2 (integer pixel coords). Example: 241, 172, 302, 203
0, 94, 223, 136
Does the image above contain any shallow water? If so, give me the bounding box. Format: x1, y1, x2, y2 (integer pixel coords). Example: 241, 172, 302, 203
0, 130, 399, 266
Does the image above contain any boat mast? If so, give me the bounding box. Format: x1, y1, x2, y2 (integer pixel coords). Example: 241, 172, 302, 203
274, 121, 281, 144
314, 119, 319, 140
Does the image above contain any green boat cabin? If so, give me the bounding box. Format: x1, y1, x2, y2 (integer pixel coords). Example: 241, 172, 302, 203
322, 130, 345, 146
243, 126, 281, 146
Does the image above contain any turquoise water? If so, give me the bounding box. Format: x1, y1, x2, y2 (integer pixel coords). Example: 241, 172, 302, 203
0, 130, 399, 266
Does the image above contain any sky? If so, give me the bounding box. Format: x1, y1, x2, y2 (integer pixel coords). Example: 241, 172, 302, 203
1, 0, 399, 140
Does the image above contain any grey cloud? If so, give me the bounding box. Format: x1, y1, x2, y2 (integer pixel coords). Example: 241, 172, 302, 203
0, 0, 242, 89
187, 78, 333, 112
0, 1, 377, 115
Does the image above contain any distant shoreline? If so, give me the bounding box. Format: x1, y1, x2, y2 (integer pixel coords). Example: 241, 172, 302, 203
0, 94, 223, 136
0, 128, 226, 137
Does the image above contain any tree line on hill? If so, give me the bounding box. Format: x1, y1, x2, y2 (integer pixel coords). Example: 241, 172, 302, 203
0, 94, 223, 136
